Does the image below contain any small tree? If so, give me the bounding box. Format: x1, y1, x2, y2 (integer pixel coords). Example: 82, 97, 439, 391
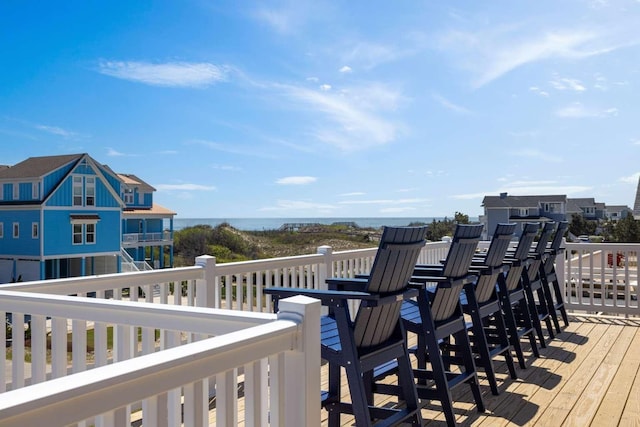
568, 213, 596, 237
612, 215, 640, 242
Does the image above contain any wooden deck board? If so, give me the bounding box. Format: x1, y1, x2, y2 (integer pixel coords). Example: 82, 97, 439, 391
204, 315, 640, 426
320, 315, 640, 427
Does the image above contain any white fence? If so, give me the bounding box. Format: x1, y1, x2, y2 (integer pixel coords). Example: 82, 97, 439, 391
2, 239, 639, 425
0, 290, 320, 427
559, 242, 639, 316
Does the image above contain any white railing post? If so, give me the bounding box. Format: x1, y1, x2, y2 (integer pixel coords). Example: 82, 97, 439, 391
277, 295, 321, 427
317, 245, 332, 292
195, 255, 216, 309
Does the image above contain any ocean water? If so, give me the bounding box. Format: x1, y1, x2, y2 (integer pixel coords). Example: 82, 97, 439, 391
170, 217, 451, 231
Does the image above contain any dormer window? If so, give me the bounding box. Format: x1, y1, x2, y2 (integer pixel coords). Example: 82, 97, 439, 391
123, 188, 134, 204
519, 208, 529, 216
86, 177, 95, 206
73, 176, 83, 206
32, 182, 39, 199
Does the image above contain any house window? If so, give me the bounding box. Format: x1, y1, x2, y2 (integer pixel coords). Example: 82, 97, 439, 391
73, 176, 83, 206
32, 182, 39, 199
0, 185, 3, 201
124, 188, 134, 204
584, 207, 595, 215
32, 223, 39, 238
73, 223, 83, 244
13, 183, 19, 200
86, 223, 95, 244
86, 177, 95, 206
13, 222, 19, 238
519, 208, 529, 216
0, 222, 3, 239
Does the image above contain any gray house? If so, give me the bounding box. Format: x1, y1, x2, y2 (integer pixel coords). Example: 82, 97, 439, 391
481, 193, 567, 238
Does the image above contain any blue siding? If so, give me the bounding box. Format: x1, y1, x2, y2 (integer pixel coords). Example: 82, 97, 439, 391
46, 176, 73, 207
96, 164, 122, 195
1, 183, 10, 201
46, 175, 121, 208
0, 210, 40, 256
43, 210, 121, 256
18, 182, 32, 200
43, 163, 75, 196
142, 193, 153, 208
146, 219, 163, 233
95, 179, 120, 207
72, 162, 95, 175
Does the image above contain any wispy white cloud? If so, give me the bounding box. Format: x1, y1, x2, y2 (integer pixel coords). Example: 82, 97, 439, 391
555, 102, 618, 118
437, 24, 639, 88
106, 147, 126, 156
339, 192, 366, 197
619, 172, 640, 183
529, 86, 550, 97
97, 61, 229, 87
380, 206, 418, 214
276, 176, 317, 185
212, 164, 242, 171
155, 183, 216, 191
278, 82, 403, 151
432, 93, 473, 114
511, 148, 563, 163
631, 138, 640, 145
550, 76, 586, 92
339, 65, 352, 73
35, 124, 80, 138
319, 84, 331, 91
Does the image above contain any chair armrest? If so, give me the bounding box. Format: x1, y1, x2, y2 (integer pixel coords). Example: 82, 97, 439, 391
410, 273, 478, 288
263, 287, 375, 307
326, 277, 368, 291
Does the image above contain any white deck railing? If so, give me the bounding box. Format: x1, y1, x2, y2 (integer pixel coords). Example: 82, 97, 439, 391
0, 291, 320, 427
2, 239, 639, 425
558, 242, 639, 316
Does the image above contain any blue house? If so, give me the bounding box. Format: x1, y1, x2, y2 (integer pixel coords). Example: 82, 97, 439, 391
0, 153, 175, 283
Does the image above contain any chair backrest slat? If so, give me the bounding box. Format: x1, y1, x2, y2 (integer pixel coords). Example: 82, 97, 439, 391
504, 222, 539, 291
474, 223, 516, 303
526, 222, 556, 281
431, 224, 483, 321
355, 226, 427, 348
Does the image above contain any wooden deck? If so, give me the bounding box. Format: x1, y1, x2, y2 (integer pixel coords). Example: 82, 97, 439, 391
321, 314, 640, 426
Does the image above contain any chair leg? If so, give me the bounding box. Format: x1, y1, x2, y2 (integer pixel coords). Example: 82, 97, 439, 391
326, 363, 341, 427
523, 281, 547, 348
423, 332, 458, 427
494, 310, 518, 380
396, 350, 423, 426
469, 312, 500, 395
517, 297, 541, 358
343, 360, 373, 427
501, 293, 528, 368
454, 328, 485, 412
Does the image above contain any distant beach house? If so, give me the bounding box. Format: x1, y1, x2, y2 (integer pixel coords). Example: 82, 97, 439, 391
0, 153, 175, 283
481, 192, 631, 239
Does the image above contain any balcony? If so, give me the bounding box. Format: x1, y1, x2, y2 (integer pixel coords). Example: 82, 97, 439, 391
122, 231, 173, 246
0, 240, 638, 426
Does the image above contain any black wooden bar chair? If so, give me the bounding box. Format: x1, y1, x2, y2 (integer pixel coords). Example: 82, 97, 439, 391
461, 223, 518, 395
496, 222, 541, 369
264, 226, 427, 427
539, 220, 570, 333
398, 224, 486, 426
520, 222, 557, 348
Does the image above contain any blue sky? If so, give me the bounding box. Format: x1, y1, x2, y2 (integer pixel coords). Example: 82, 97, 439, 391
1, 1, 639, 219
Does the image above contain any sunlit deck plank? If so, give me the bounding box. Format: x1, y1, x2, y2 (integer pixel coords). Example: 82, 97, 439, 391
590, 325, 640, 426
